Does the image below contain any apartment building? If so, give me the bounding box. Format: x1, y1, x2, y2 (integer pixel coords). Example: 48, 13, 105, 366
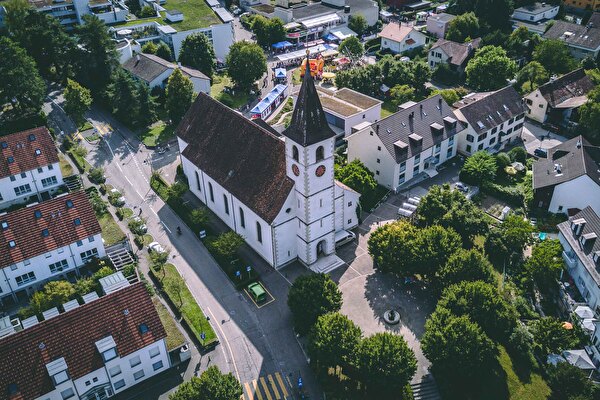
28, 0, 127, 29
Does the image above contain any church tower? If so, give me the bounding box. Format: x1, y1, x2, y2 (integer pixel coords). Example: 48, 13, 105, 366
283, 57, 337, 266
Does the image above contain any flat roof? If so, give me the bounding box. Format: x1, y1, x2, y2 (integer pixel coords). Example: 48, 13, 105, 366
292, 86, 381, 117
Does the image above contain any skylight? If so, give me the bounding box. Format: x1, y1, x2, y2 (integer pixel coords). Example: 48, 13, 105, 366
66, 200, 74, 209
34, 210, 42, 219
34, 149, 41, 156
42, 229, 49, 237
74, 218, 81, 226
0, 142, 7, 149
7, 156, 14, 164
28, 134, 36, 142
1, 221, 7, 230
8, 240, 16, 248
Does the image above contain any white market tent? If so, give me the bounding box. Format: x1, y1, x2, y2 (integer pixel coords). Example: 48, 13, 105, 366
301, 14, 340, 29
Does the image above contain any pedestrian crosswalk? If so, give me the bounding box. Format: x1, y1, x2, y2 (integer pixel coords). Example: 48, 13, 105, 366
242, 372, 291, 400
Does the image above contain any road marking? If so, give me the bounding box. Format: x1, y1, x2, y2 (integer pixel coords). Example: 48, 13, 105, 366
125, 176, 134, 186
275, 373, 289, 398
259, 377, 273, 400
206, 306, 240, 381
252, 380, 263, 400
268, 375, 281, 399
161, 221, 172, 234
244, 382, 255, 400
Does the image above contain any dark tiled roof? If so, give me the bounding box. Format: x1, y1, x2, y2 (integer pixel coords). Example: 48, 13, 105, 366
252, 118, 281, 137
0, 127, 58, 180
532, 135, 600, 189
291, 3, 336, 20
430, 38, 481, 67
457, 85, 526, 132
177, 93, 294, 224
371, 95, 465, 163
283, 60, 336, 146
123, 53, 210, 83
0, 191, 101, 269
0, 283, 166, 400
538, 69, 595, 108
543, 20, 600, 51
589, 12, 600, 27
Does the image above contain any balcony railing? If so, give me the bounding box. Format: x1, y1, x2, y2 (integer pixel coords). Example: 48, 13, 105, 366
563, 250, 577, 269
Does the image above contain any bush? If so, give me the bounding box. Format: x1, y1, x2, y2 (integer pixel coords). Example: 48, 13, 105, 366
140, 5, 156, 17
134, 234, 144, 249
115, 208, 125, 220
495, 152, 511, 170
509, 146, 527, 163
88, 167, 105, 184
481, 181, 525, 207
122, 263, 136, 277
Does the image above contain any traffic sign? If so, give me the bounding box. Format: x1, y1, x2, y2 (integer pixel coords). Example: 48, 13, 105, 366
200, 332, 206, 340
298, 377, 303, 388
246, 266, 252, 272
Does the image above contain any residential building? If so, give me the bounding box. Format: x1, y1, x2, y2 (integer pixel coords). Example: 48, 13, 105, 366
512, 2, 560, 22
291, 87, 382, 139
426, 13, 456, 38
0, 127, 64, 210
532, 136, 600, 215
122, 53, 210, 94
177, 61, 360, 271
379, 22, 429, 54
28, 0, 127, 29
524, 68, 596, 124
427, 38, 481, 75
558, 207, 600, 312
347, 95, 464, 190
543, 17, 600, 59
0, 282, 170, 400
563, 0, 600, 11
0, 191, 106, 304
453, 85, 526, 155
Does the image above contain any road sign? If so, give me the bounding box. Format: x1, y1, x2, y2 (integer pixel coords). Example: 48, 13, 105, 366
235, 270, 241, 277
199, 230, 206, 239
246, 266, 252, 272
298, 377, 303, 388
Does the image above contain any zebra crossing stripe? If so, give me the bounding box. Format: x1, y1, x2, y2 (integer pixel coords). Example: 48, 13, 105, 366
259, 377, 273, 400
275, 373, 289, 398
252, 380, 263, 400
268, 374, 281, 399
244, 382, 254, 400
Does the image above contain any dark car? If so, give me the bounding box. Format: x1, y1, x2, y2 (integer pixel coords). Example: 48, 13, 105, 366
534, 148, 548, 158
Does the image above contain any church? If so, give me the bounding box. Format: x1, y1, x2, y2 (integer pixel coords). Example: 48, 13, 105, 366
176, 61, 360, 271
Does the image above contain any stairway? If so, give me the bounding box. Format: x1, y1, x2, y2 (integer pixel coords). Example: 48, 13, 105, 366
411, 375, 441, 400
308, 254, 345, 274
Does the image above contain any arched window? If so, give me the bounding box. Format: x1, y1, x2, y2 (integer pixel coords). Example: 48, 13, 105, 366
208, 182, 214, 202
316, 146, 324, 161
292, 146, 299, 162
256, 222, 262, 243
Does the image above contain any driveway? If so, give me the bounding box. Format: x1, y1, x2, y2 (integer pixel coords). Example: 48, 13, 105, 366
522, 120, 568, 155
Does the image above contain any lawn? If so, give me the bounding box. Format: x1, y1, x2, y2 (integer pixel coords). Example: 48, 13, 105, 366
112, 14, 166, 28
210, 74, 249, 109
381, 100, 397, 118
58, 154, 74, 177
163, 0, 220, 31
268, 97, 293, 126
98, 211, 127, 246
140, 121, 175, 147
152, 296, 186, 351
151, 263, 217, 346
79, 120, 94, 132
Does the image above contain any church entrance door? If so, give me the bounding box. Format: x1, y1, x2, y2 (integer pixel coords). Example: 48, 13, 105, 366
316, 240, 326, 257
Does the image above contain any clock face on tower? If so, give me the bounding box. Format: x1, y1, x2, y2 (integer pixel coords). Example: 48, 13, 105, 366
315, 165, 326, 177
292, 164, 300, 176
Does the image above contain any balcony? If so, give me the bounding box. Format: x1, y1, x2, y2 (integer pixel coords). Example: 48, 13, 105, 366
563, 250, 577, 269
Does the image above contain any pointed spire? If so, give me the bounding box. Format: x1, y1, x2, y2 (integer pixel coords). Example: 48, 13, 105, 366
283, 52, 336, 147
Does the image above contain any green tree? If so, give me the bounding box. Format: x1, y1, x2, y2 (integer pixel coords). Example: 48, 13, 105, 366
547, 362, 598, 400
88, 167, 105, 184
142, 41, 158, 54
125, 0, 141, 16
430, 89, 460, 106
338, 36, 364, 60
0, 37, 45, 116
413, 225, 462, 279
334, 159, 377, 197
136, 82, 158, 127
335, 63, 382, 97
466, 45, 517, 90
437, 281, 518, 341
74, 277, 98, 296
579, 86, 600, 144
530, 317, 580, 356
156, 41, 173, 61
140, 5, 155, 17
517, 61, 549, 92
30, 281, 76, 315
506, 26, 538, 58
107, 68, 139, 125
390, 84, 415, 106
64, 79, 92, 126
210, 231, 244, 261
460, 150, 497, 184
267, 18, 286, 46
4, 0, 30, 40
225, 41, 267, 91
474, 0, 514, 30
287, 274, 342, 335
367, 220, 419, 274
533, 39, 577, 75
508, 146, 527, 163
179, 33, 216, 78
524, 239, 563, 292
250, 15, 270, 47
411, 61, 432, 94
308, 312, 362, 371
496, 152, 511, 170
437, 248, 497, 290
348, 14, 368, 36
485, 214, 534, 266
355, 332, 417, 397
166, 68, 194, 124
168, 181, 188, 201
169, 366, 242, 400
190, 208, 209, 227
445, 12, 480, 42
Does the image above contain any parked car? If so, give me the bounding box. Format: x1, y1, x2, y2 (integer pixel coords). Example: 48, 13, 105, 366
247, 282, 266, 304
455, 182, 469, 193
148, 241, 165, 254
130, 216, 147, 234
534, 148, 548, 158
109, 188, 126, 206
335, 230, 356, 248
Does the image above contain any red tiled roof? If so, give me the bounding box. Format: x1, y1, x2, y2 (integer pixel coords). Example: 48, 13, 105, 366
0, 127, 59, 180
0, 191, 101, 269
0, 283, 166, 400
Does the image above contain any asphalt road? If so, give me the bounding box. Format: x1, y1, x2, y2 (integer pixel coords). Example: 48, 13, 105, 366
44, 89, 319, 399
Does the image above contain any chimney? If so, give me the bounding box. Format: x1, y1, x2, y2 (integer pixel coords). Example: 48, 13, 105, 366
438, 97, 442, 109
576, 139, 581, 149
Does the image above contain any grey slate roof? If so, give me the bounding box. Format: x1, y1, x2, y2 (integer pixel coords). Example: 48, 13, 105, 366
543, 20, 600, 51
371, 95, 465, 163
291, 3, 335, 20
283, 60, 336, 146
514, 2, 558, 14
456, 85, 526, 132
122, 54, 170, 84
428, 12, 455, 22
532, 135, 600, 189
430, 38, 481, 67
538, 69, 595, 108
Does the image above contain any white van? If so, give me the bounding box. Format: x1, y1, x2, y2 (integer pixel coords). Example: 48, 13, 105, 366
335, 230, 356, 248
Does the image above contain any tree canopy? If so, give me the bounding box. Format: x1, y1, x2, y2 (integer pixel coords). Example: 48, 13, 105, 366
579, 86, 600, 144
466, 45, 517, 91
533, 39, 577, 75
348, 14, 368, 36
523, 239, 563, 292
446, 12, 480, 42
485, 214, 534, 266
308, 312, 362, 371
412, 225, 463, 279
334, 160, 377, 199
64, 79, 92, 126
437, 248, 497, 290
368, 220, 419, 275
547, 362, 600, 400
107, 69, 157, 128
169, 366, 242, 400
251, 16, 286, 47
225, 41, 267, 91
179, 33, 216, 78
517, 61, 549, 92
460, 151, 497, 184
166, 68, 194, 124
155, 41, 173, 62
530, 317, 582, 356
338, 36, 365, 60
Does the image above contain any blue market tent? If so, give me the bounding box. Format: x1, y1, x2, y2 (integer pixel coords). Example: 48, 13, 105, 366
272, 41, 293, 49
323, 33, 338, 41
250, 84, 288, 116
274, 68, 286, 78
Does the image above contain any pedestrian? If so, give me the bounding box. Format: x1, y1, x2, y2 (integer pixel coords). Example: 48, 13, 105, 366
139, 208, 142, 216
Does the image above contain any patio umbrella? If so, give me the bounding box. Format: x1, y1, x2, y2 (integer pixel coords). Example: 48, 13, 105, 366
562, 322, 573, 330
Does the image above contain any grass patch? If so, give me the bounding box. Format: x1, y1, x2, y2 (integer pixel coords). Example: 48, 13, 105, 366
152, 296, 186, 351
122, 208, 134, 219
79, 121, 93, 132
210, 74, 249, 109
58, 154, 74, 177
292, 68, 302, 85
161, 0, 219, 31
98, 211, 127, 246
497, 346, 550, 400
67, 148, 90, 173
112, 14, 166, 28
140, 121, 175, 147
150, 263, 217, 346
269, 97, 293, 126
381, 100, 397, 118
362, 185, 390, 213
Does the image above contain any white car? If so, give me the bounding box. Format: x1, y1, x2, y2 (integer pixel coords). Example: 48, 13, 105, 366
148, 242, 165, 254
109, 188, 126, 206
130, 217, 148, 234
455, 182, 469, 193
335, 230, 356, 248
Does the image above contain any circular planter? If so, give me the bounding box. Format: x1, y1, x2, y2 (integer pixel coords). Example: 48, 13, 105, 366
383, 309, 400, 325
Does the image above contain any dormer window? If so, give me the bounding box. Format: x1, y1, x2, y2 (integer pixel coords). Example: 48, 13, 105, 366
594, 252, 599, 264
1, 221, 7, 230
0, 141, 7, 149
52, 370, 69, 385
28, 134, 36, 142
102, 348, 117, 362
96, 336, 118, 362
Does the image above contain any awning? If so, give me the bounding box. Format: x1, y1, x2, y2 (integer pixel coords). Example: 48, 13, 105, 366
321, 49, 339, 58
275, 44, 332, 62
250, 84, 288, 114
323, 33, 338, 41
330, 26, 357, 41
272, 41, 294, 49
274, 68, 286, 78
301, 13, 340, 29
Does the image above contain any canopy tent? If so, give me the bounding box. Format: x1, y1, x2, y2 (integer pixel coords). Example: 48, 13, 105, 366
274, 68, 287, 78
321, 49, 339, 58
582, 318, 597, 334
272, 41, 294, 49
562, 350, 596, 370
323, 33, 338, 42
575, 305, 595, 320
330, 26, 357, 41
250, 84, 288, 115
275, 44, 332, 62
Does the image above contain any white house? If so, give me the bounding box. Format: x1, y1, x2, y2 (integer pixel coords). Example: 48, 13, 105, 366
543, 18, 600, 59
426, 13, 456, 38
453, 85, 526, 155
379, 22, 429, 54
558, 207, 600, 313
524, 69, 595, 124
0, 191, 106, 304
29, 0, 127, 29
428, 38, 480, 75
0, 283, 170, 400
347, 95, 464, 190
532, 136, 600, 215
512, 2, 560, 23
177, 62, 360, 272
123, 53, 211, 94
0, 127, 64, 210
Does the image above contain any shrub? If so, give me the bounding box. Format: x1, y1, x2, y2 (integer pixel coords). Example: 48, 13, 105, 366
122, 264, 136, 277
509, 146, 527, 163
88, 167, 105, 184
495, 152, 511, 170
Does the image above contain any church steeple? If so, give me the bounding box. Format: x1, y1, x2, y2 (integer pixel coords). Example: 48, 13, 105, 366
283, 55, 336, 147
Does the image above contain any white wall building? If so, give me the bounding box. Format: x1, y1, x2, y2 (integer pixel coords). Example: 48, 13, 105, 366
347, 95, 463, 190
426, 13, 456, 38
0, 191, 106, 304
178, 63, 360, 271
512, 2, 559, 22
29, 0, 127, 29
0, 283, 170, 400
379, 23, 429, 54
453, 85, 526, 155
0, 127, 64, 210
